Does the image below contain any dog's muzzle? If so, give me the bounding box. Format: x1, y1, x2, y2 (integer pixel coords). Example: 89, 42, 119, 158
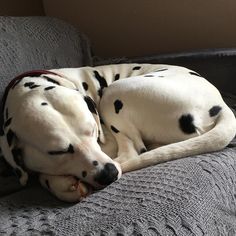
94, 163, 119, 186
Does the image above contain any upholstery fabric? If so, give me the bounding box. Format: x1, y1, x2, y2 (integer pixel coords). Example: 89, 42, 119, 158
0, 145, 235, 235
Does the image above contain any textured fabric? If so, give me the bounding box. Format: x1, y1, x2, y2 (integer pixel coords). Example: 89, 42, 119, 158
0, 145, 235, 235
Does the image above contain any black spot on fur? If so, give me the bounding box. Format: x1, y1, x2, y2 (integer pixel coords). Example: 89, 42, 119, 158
29, 85, 40, 89
7, 129, 15, 146
11, 148, 23, 167
140, 147, 147, 154
82, 82, 89, 91
14, 168, 22, 179
189, 71, 201, 77
84, 96, 97, 114
155, 68, 168, 72
111, 125, 120, 133
115, 74, 120, 81
97, 88, 103, 98
4, 117, 12, 128
44, 86, 55, 91
82, 171, 87, 178
114, 100, 123, 114
43, 76, 60, 85
24, 82, 34, 87
179, 114, 196, 134
144, 75, 154, 77
94, 71, 108, 88
209, 106, 222, 117
100, 118, 105, 125
93, 160, 98, 166
133, 66, 141, 70
45, 180, 50, 189
41, 102, 48, 106
94, 71, 108, 97
67, 144, 74, 153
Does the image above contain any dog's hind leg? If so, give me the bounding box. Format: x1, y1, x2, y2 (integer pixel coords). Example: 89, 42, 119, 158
113, 131, 142, 164
114, 129, 146, 163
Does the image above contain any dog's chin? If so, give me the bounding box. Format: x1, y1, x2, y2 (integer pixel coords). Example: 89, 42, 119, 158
83, 180, 114, 192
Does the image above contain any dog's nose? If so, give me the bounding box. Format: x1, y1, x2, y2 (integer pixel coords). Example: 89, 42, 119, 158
94, 163, 119, 186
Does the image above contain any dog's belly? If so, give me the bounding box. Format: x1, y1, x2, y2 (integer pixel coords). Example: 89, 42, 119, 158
100, 74, 223, 144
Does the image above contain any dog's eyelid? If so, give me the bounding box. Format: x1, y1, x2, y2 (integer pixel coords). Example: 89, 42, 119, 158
48, 144, 74, 155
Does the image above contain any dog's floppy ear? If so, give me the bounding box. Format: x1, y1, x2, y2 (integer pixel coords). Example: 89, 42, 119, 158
0, 136, 28, 186
84, 96, 106, 143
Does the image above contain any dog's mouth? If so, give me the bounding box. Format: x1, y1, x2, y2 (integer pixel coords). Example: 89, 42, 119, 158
78, 178, 111, 197
76, 180, 94, 199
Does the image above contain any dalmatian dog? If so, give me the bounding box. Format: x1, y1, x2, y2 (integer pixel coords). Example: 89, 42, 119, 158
0, 64, 236, 202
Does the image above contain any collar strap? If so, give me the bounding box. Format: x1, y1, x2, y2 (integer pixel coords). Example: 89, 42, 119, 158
8, 70, 60, 89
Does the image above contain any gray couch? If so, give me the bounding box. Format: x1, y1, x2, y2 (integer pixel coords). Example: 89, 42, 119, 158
0, 16, 235, 236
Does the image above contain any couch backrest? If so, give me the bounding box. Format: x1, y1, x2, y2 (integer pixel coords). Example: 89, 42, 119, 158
0, 16, 93, 100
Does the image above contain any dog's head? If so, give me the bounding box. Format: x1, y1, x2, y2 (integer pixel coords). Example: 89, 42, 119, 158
5, 85, 121, 189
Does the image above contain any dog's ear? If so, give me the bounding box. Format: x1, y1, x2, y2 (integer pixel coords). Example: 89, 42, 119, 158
84, 96, 106, 143
94, 114, 106, 144
0, 136, 28, 186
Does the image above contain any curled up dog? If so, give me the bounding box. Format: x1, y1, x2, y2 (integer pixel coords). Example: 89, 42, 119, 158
1, 64, 235, 202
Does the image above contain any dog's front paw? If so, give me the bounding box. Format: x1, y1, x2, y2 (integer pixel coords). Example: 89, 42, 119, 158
39, 174, 92, 202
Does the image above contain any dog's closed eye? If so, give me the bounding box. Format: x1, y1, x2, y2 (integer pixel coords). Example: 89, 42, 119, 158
48, 144, 74, 155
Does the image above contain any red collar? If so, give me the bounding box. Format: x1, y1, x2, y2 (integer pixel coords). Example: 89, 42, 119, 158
9, 70, 60, 89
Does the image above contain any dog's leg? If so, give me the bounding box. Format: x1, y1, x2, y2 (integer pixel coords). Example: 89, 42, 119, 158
113, 132, 140, 164
39, 173, 91, 202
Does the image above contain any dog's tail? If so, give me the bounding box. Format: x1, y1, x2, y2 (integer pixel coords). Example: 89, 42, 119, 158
121, 105, 236, 172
